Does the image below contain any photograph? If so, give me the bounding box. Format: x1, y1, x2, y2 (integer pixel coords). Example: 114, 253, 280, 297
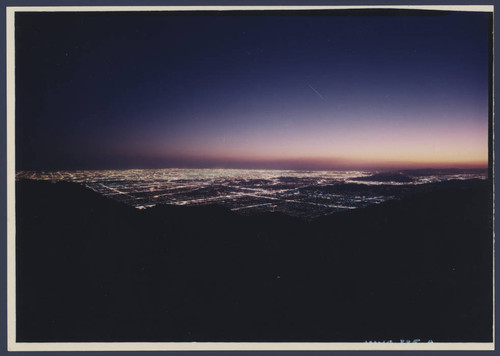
7, 5, 494, 351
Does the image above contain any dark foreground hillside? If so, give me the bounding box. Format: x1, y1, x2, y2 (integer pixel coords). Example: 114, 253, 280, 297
16, 179, 493, 342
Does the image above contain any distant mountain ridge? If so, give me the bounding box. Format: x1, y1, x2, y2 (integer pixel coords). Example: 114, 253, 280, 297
352, 172, 414, 182
15, 179, 493, 342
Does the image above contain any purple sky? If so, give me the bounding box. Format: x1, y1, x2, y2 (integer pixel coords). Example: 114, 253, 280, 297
15, 10, 490, 170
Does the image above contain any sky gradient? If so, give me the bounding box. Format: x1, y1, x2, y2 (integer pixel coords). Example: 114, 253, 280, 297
15, 9, 491, 170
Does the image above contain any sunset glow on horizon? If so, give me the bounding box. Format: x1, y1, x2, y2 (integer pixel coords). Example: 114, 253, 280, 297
15, 10, 491, 171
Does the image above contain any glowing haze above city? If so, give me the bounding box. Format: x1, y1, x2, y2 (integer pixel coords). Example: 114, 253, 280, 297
15, 10, 490, 171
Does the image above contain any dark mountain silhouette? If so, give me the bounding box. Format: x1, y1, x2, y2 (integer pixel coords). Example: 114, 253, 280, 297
15, 179, 492, 342
299, 178, 485, 197
399, 168, 488, 176
352, 172, 414, 182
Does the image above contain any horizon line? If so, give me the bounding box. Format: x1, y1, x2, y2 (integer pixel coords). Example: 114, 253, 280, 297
15, 165, 490, 173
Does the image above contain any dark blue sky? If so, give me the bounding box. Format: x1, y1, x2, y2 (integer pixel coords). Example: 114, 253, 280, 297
15, 9, 491, 170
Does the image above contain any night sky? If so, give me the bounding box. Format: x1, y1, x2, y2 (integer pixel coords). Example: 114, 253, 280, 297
15, 9, 491, 171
